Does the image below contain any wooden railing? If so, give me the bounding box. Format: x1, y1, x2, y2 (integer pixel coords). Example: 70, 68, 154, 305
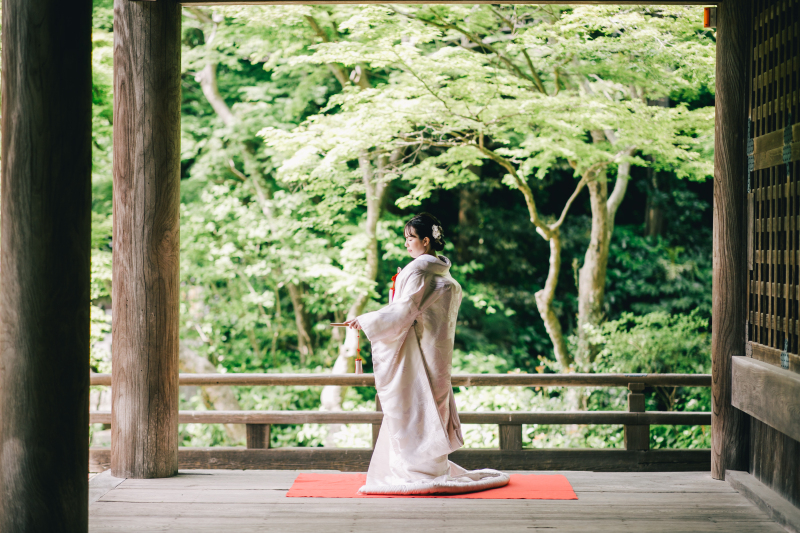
89, 373, 712, 472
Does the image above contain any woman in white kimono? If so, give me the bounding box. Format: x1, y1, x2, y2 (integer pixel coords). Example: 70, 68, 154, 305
346, 213, 509, 495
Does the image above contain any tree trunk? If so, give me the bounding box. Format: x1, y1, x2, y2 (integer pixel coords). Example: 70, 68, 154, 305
534, 232, 571, 369
576, 147, 635, 368
457, 177, 481, 264
643, 98, 669, 239
286, 282, 314, 364
179, 342, 246, 444
644, 168, 665, 238
576, 177, 610, 368
320, 152, 391, 444
190, 15, 316, 364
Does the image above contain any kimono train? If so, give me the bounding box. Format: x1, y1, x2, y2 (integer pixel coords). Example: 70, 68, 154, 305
358, 254, 510, 495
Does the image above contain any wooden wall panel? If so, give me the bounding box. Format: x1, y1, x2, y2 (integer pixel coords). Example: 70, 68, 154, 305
748, 0, 800, 354
746, 0, 800, 509
750, 419, 800, 508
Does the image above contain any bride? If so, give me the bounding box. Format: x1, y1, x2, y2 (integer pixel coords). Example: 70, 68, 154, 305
345, 213, 509, 495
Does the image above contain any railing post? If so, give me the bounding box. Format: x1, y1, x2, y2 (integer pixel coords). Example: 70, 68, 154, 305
372, 395, 382, 448
624, 383, 649, 451
499, 424, 523, 451
246, 424, 270, 449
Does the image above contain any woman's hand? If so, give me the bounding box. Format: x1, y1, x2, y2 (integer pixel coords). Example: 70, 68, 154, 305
345, 318, 362, 330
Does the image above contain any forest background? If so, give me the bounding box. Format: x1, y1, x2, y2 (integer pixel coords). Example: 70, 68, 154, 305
88, 1, 716, 450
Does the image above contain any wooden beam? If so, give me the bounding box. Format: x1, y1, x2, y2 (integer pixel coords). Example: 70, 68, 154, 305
711, 0, 752, 480
750, 341, 800, 374
178, 0, 713, 5
0, 0, 92, 529
89, 447, 712, 473
731, 357, 800, 443
112, 0, 182, 479
90, 372, 712, 388
89, 410, 712, 426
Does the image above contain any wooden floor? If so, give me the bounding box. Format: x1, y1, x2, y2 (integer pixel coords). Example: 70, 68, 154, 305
89, 469, 785, 532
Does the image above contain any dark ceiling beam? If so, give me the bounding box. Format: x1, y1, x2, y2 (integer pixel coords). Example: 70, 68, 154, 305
178, 0, 715, 5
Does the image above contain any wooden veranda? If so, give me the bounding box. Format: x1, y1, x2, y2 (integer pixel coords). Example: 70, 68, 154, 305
1, 0, 799, 531
86, 470, 787, 532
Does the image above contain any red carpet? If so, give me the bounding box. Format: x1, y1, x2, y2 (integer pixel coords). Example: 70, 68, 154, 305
286, 473, 577, 499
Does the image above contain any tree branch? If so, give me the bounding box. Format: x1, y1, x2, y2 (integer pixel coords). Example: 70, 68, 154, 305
389, 6, 544, 93
304, 15, 351, 88
520, 49, 547, 94
606, 146, 637, 237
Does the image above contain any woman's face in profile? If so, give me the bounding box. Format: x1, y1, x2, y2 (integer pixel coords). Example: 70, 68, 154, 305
404, 227, 429, 258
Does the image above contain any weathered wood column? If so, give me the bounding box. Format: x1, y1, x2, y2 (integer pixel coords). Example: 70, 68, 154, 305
0, 0, 92, 529
711, 0, 752, 480
112, 0, 182, 479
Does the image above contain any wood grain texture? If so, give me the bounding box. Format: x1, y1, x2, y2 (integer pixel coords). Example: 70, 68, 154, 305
90, 372, 711, 387
751, 341, 800, 373
748, 193, 754, 270
727, 470, 800, 532
246, 425, 270, 449
87, 469, 788, 533
711, 0, 752, 480
750, 418, 800, 509
89, 410, 711, 426
625, 386, 649, 452
731, 356, 800, 442
89, 448, 712, 473
179, 0, 713, 4
498, 425, 523, 451
745, 0, 800, 511
112, 0, 182, 479
0, 0, 92, 530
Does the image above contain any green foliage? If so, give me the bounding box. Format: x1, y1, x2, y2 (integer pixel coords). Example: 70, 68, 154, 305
86, 4, 716, 451
589, 310, 710, 376
90, 0, 114, 375
587, 310, 711, 448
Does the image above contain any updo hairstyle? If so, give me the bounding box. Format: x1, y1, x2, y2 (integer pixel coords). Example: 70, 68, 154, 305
405, 212, 446, 252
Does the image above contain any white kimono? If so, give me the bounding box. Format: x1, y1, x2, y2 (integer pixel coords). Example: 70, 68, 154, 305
357, 255, 509, 495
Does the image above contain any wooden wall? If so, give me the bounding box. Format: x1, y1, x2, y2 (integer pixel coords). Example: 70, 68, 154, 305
744, 0, 800, 507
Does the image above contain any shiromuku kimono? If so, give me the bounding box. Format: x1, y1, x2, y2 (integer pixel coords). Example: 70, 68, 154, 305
357, 254, 509, 495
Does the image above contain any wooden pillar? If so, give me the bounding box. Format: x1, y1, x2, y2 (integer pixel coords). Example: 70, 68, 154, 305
711, 0, 752, 480
112, 0, 182, 479
0, 0, 92, 529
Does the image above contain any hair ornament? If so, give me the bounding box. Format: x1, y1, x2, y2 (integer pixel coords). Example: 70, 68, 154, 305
431, 225, 443, 242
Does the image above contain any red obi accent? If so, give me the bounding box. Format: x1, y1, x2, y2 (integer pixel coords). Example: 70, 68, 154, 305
390, 271, 399, 302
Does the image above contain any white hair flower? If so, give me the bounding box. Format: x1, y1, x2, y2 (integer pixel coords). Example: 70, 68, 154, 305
431, 225, 442, 241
